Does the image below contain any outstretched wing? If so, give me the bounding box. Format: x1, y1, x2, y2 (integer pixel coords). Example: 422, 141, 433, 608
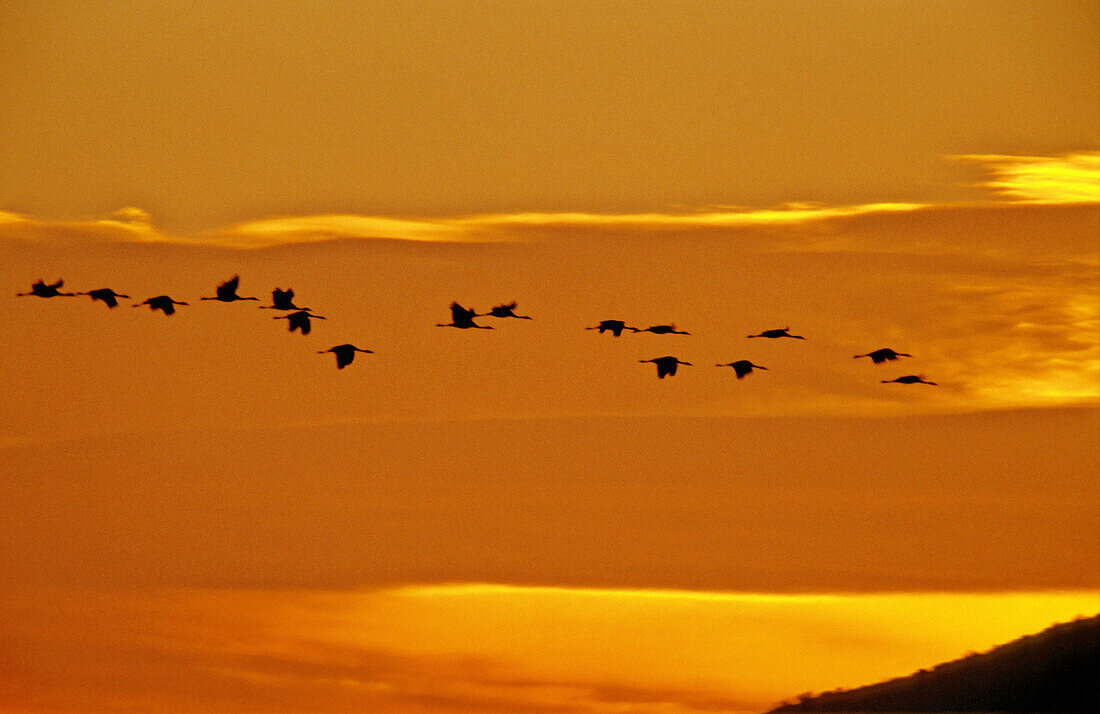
450, 302, 476, 323
216, 275, 240, 299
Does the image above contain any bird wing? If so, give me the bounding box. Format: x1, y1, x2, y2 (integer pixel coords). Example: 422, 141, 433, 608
217, 275, 240, 298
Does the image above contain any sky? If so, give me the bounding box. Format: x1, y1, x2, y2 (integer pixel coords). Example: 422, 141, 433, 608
2, 2, 1098, 712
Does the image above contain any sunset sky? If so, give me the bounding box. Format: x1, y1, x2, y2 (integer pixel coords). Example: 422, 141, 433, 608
2, 2, 1098, 712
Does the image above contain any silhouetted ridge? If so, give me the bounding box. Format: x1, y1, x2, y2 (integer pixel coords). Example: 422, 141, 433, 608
767, 614, 1100, 713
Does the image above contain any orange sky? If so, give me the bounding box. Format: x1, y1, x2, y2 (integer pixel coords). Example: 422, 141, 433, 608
2, 2, 1098, 712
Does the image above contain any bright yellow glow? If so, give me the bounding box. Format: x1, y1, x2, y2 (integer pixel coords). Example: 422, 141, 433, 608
90, 206, 167, 241
394, 582, 841, 602
210, 203, 928, 247
0, 202, 930, 248
212, 213, 478, 246
953, 152, 1100, 204
348, 585, 1100, 701
458, 202, 926, 228
2, 585, 1094, 713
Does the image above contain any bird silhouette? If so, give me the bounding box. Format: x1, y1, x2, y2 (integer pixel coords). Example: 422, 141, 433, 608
274, 310, 325, 335
855, 348, 913, 363
318, 344, 374, 369
716, 360, 768, 378
78, 288, 130, 308
134, 295, 189, 315
487, 301, 532, 319
200, 275, 259, 302
747, 327, 804, 339
634, 324, 690, 335
882, 375, 937, 386
260, 287, 307, 311
16, 279, 75, 298
639, 356, 693, 378
586, 319, 634, 337
437, 302, 492, 329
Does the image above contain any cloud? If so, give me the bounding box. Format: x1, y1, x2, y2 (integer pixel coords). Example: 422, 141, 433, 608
0, 203, 934, 249
206, 203, 928, 247
458, 202, 927, 228
210, 214, 483, 247
3, 151, 1095, 249
951, 152, 1100, 204
0, 206, 175, 245
926, 278, 1099, 406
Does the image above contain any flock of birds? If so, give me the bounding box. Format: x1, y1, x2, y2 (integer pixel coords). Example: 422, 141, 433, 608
16, 277, 939, 384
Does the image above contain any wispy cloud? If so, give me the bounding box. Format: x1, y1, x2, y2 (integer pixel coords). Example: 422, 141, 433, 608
0, 202, 932, 249
919, 272, 1099, 407
0, 206, 176, 245
210, 214, 481, 246
208, 203, 928, 247
458, 202, 927, 228
951, 151, 1100, 204
2, 152, 1096, 249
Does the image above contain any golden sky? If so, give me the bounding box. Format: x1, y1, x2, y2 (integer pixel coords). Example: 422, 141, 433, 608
2, 1, 1098, 712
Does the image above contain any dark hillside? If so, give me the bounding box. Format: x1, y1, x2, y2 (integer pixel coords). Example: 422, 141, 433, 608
769, 614, 1099, 712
